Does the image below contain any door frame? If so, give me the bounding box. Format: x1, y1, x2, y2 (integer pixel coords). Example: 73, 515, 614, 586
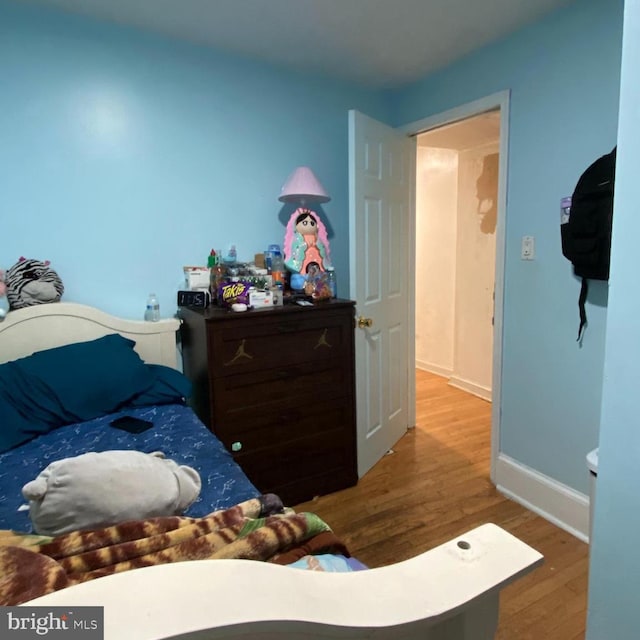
399, 90, 510, 483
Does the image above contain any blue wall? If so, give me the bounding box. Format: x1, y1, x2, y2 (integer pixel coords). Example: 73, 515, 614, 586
0, 0, 625, 500
388, 0, 623, 494
1, 0, 633, 631
587, 0, 640, 635
0, 1, 388, 319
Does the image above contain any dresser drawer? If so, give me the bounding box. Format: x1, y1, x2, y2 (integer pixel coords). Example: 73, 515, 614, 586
213, 397, 353, 455
210, 356, 350, 421
233, 426, 355, 495
207, 311, 352, 378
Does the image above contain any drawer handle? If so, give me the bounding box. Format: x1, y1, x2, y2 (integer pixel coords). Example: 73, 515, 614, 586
314, 328, 332, 349
224, 339, 254, 366
231, 441, 243, 452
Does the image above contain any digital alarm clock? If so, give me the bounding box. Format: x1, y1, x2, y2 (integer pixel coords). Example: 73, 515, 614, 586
177, 290, 211, 308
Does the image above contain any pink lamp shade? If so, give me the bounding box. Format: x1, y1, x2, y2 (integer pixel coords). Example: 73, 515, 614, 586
278, 166, 331, 204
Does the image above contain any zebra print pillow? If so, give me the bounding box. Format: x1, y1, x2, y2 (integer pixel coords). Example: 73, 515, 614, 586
5, 257, 64, 310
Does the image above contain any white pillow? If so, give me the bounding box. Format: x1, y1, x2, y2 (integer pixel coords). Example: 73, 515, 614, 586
22, 450, 201, 536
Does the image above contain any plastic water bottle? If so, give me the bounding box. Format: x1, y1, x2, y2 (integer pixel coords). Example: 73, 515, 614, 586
223, 244, 237, 266
145, 293, 160, 322
271, 252, 285, 288
326, 267, 337, 298
265, 244, 280, 272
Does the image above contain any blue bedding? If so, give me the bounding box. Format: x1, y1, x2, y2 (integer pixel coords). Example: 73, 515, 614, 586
0, 403, 260, 533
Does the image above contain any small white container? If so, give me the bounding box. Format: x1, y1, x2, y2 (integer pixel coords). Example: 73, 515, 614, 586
249, 290, 274, 308
183, 266, 210, 290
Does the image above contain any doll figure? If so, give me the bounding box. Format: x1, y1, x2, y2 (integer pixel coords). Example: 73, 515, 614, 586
284, 208, 331, 274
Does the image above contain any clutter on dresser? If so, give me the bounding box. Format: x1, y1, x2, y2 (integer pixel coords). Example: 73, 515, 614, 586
183, 265, 210, 291
290, 272, 306, 291
263, 243, 280, 272
180, 248, 285, 311
178, 235, 337, 313
303, 264, 332, 300
270, 249, 286, 289
206, 250, 225, 301
176, 289, 210, 309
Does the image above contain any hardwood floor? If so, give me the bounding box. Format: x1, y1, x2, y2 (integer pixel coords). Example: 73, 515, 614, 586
295, 369, 589, 639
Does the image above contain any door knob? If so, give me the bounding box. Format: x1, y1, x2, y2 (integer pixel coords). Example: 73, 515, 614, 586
358, 316, 373, 329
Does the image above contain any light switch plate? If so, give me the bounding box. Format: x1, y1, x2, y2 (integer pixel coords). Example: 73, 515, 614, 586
521, 235, 535, 260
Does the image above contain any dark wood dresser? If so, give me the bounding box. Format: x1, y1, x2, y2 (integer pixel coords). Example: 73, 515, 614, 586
178, 300, 358, 505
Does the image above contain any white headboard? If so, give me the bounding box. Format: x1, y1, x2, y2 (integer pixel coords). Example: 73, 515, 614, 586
0, 303, 181, 369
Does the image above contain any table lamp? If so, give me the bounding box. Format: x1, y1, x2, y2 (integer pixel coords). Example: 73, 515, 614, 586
278, 166, 331, 206
279, 167, 332, 279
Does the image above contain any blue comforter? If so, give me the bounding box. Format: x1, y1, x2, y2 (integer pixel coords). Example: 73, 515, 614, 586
0, 404, 259, 532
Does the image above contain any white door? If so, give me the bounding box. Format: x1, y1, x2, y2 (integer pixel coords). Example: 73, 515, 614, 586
348, 110, 416, 478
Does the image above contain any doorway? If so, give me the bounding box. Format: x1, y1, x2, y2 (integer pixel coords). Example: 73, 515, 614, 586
415, 110, 500, 402
401, 90, 510, 483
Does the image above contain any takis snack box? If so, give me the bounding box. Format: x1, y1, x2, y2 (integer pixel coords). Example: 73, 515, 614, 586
219, 280, 251, 308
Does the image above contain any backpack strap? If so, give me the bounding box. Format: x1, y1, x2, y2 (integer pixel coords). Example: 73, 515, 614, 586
577, 277, 588, 341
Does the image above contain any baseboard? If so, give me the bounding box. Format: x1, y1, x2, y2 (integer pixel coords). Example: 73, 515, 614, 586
495, 453, 590, 543
448, 375, 492, 402
416, 361, 452, 378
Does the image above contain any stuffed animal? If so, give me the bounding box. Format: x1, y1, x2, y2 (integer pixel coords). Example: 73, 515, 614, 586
5, 257, 64, 310
22, 450, 202, 536
0, 270, 7, 321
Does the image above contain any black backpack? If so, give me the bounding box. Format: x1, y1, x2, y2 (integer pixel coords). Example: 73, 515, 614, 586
561, 147, 616, 340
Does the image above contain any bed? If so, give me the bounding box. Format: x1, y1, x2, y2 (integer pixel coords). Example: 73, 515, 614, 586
0, 302, 543, 640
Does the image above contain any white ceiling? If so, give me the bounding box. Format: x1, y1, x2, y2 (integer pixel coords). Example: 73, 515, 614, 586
22, 0, 574, 89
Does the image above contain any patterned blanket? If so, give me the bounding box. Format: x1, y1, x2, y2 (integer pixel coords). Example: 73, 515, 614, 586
0, 494, 349, 605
